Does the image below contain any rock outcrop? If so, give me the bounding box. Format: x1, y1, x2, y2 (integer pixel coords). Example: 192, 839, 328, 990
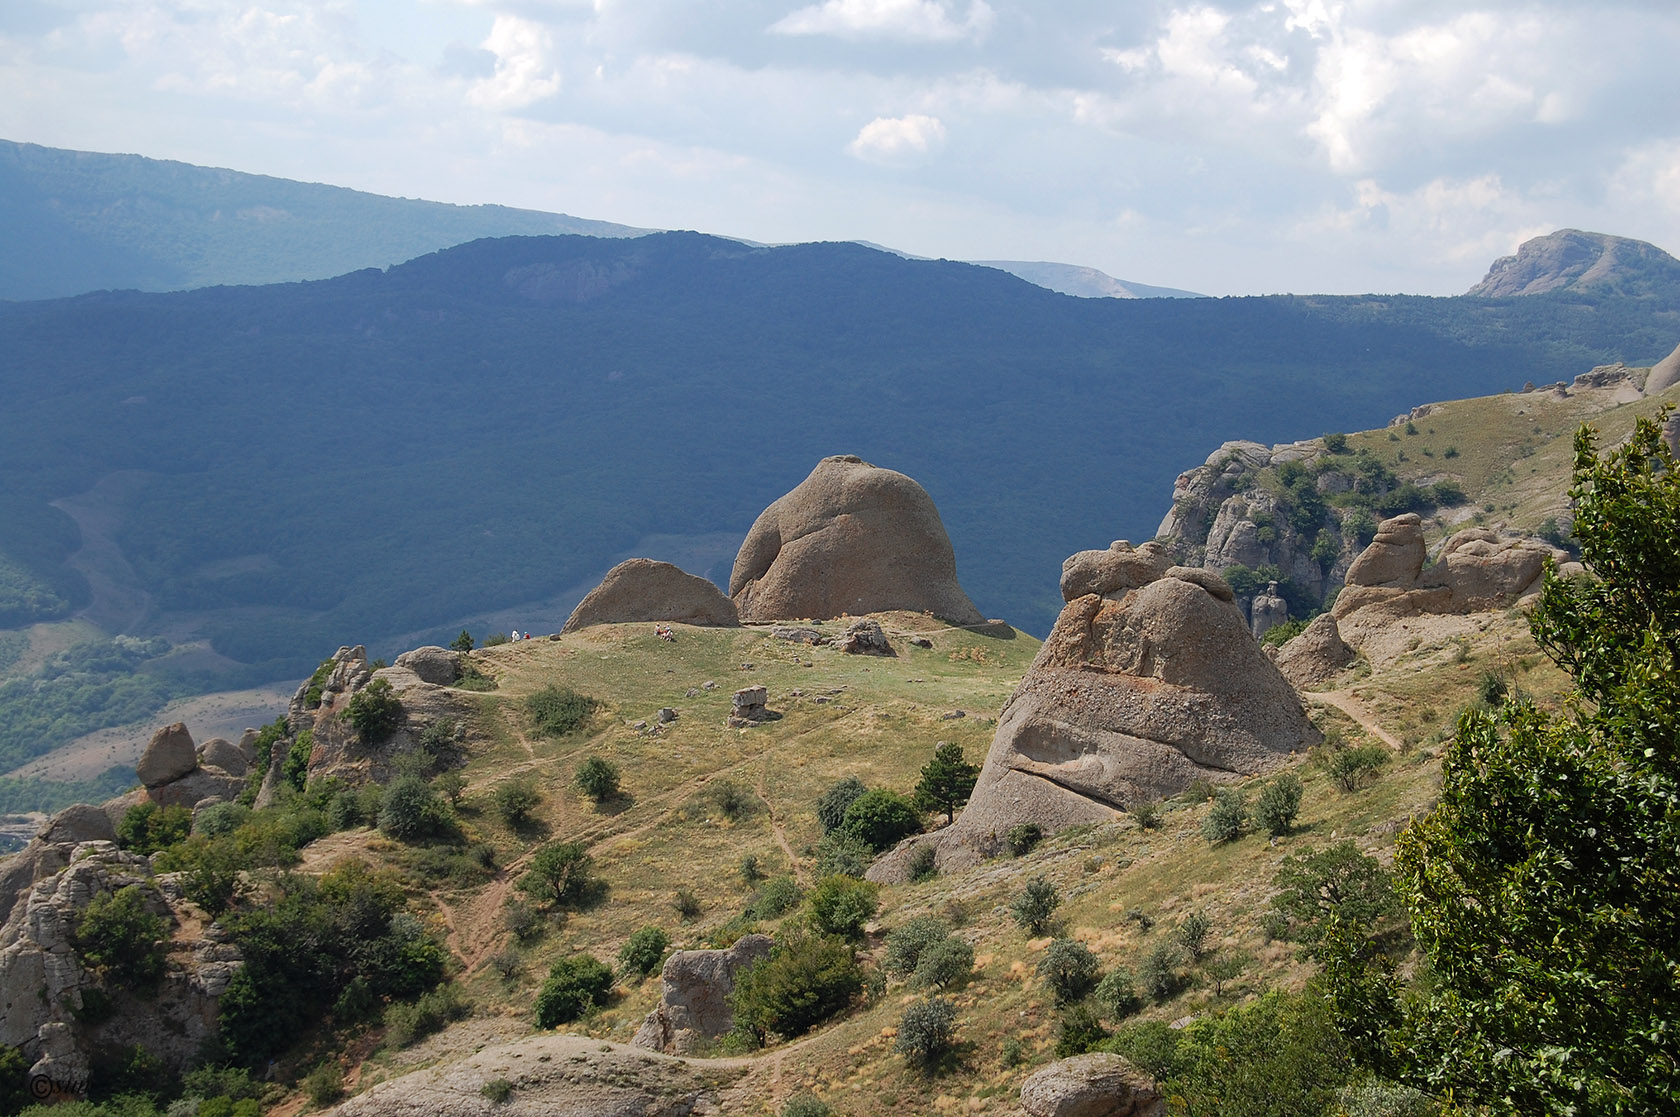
136, 724, 197, 788
130, 724, 245, 812
729, 455, 985, 625
1019, 1053, 1166, 1117
1059, 541, 1172, 602
837, 618, 894, 656
1465, 229, 1680, 299
327, 1033, 742, 1117
1649, 339, 1680, 396
872, 565, 1317, 880
393, 646, 462, 686
198, 737, 247, 777
1249, 581, 1288, 640
562, 559, 740, 632
0, 842, 239, 1088
631, 934, 773, 1054
1333, 517, 1565, 647
1273, 614, 1357, 690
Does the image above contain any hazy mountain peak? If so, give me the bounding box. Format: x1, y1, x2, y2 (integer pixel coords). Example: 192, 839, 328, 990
971, 260, 1204, 299
1466, 229, 1680, 298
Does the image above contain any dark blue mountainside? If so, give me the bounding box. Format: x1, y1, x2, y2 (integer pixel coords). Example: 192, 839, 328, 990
0, 139, 646, 300
2, 232, 1675, 683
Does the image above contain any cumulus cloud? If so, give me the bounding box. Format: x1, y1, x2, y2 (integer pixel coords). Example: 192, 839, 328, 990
469, 14, 561, 109
771, 0, 994, 43
848, 113, 946, 163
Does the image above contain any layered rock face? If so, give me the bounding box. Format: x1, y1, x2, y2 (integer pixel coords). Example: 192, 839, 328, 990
1332, 515, 1566, 646
873, 565, 1317, 879
0, 843, 239, 1089
729, 455, 985, 624
631, 934, 773, 1054
562, 558, 739, 632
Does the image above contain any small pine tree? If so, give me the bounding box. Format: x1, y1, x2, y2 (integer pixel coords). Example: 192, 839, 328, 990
450, 630, 475, 652
913, 742, 980, 823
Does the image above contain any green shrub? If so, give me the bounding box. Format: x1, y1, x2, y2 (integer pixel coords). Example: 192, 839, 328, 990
76, 884, 167, 990
1204, 950, 1249, 995
343, 677, 403, 742
895, 997, 957, 1067
1095, 967, 1141, 1019
806, 875, 878, 941
1005, 822, 1043, 856
480, 1077, 513, 1105
1323, 432, 1348, 453
1160, 991, 1352, 1116
503, 899, 543, 942
434, 770, 467, 806
907, 843, 938, 883
1137, 941, 1187, 1002
913, 936, 974, 991
1262, 618, 1309, 647
378, 776, 454, 842
744, 876, 802, 920
281, 729, 315, 791
304, 1062, 343, 1106
574, 756, 621, 803
674, 888, 701, 920
884, 916, 951, 976
116, 802, 191, 855
840, 788, 921, 852
730, 928, 863, 1041
1326, 745, 1389, 792
738, 854, 764, 883
1011, 875, 1060, 934
709, 779, 753, 819
1254, 772, 1303, 836
1038, 938, 1100, 1004
450, 630, 475, 652
384, 982, 470, 1047
483, 632, 509, 646
1107, 1018, 1183, 1081
1269, 841, 1398, 946
619, 926, 670, 978
517, 841, 596, 909
1201, 787, 1247, 843
534, 954, 614, 1027
526, 685, 596, 737
1056, 1001, 1110, 1057
780, 1094, 832, 1117
174, 836, 245, 916
813, 831, 871, 878
1131, 801, 1161, 830
193, 801, 250, 838
493, 777, 542, 826
815, 775, 868, 834
302, 658, 335, 709
1174, 911, 1213, 960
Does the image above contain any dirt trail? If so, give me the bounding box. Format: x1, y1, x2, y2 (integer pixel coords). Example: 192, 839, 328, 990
1311, 689, 1405, 750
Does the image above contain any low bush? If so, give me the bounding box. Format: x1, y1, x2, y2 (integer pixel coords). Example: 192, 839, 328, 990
807, 875, 879, 941
1038, 938, 1100, 1005
1005, 821, 1043, 856
1201, 787, 1247, 844
575, 756, 621, 804
1174, 910, 1213, 961
384, 982, 470, 1048
378, 776, 456, 842
813, 831, 871, 878
840, 788, 921, 852
493, 777, 542, 826
76, 884, 167, 990
815, 775, 868, 834
1137, 941, 1187, 1003
730, 928, 863, 1042
895, 997, 957, 1067
526, 685, 596, 737
1326, 745, 1389, 792
744, 876, 802, 920
1095, 967, 1141, 1019
619, 926, 670, 978
1056, 1001, 1110, 1057
1011, 876, 1061, 934
907, 844, 938, 882
913, 936, 974, 991
780, 1094, 832, 1117
1254, 772, 1303, 836
884, 916, 950, 976
343, 677, 403, 742
516, 841, 596, 909
534, 954, 614, 1027
116, 802, 191, 856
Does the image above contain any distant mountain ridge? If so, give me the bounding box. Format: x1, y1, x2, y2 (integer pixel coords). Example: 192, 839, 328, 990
971, 260, 1202, 299
1466, 229, 1680, 299
0, 139, 650, 300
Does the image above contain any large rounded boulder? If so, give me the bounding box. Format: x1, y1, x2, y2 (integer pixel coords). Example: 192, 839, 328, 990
563, 559, 739, 632
873, 566, 1317, 879
729, 455, 985, 625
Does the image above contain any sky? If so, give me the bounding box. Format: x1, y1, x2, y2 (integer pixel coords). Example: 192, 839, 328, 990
3, 0, 1679, 296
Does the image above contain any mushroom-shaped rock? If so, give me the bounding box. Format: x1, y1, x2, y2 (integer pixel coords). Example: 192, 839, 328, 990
873, 567, 1317, 880
198, 737, 247, 777
1343, 513, 1427, 588
631, 934, 773, 1054
1273, 614, 1357, 690
1059, 541, 1173, 602
563, 559, 739, 633
393, 646, 462, 686
729, 455, 985, 624
1019, 1053, 1166, 1117
136, 724, 197, 788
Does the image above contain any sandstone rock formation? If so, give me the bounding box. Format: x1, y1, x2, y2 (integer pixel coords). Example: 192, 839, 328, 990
0, 842, 238, 1088
1019, 1053, 1166, 1117
1059, 541, 1172, 602
326, 1033, 742, 1117
872, 565, 1317, 880
562, 559, 740, 633
1649, 339, 1680, 396
837, 618, 894, 656
729, 455, 985, 625
1333, 517, 1565, 648
727, 686, 776, 727
393, 645, 462, 686
631, 934, 773, 1054
136, 724, 198, 788
1273, 614, 1357, 690
1250, 581, 1288, 640
198, 737, 247, 777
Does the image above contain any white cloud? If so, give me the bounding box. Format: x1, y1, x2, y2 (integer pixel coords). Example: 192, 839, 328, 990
469, 14, 560, 109
848, 113, 946, 163
771, 0, 994, 43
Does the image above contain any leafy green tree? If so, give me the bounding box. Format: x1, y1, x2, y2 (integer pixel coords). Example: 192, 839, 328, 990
516, 841, 596, 909
1094, 967, 1141, 1019
1037, 938, 1100, 1005
840, 788, 921, 851
1201, 786, 1247, 843
1326, 745, 1388, 791
815, 775, 868, 834
1364, 412, 1680, 1115
912, 936, 973, 991
1268, 841, 1397, 949
115, 802, 191, 855
343, 676, 402, 741
884, 916, 950, 976
806, 875, 879, 941
730, 927, 863, 1042
913, 742, 980, 823
618, 926, 670, 978
574, 756, 621, 804
895, 997, 957, 1067
76, 884, 167, 990
534, 954, 614, 1027
493, 777, 542, 826
377, 776, 454, 842
1168, 992, 1353, 1117
1173, 910, 1212, 961
1011, 875, 1060, 934
1254, 771, 1302, 836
